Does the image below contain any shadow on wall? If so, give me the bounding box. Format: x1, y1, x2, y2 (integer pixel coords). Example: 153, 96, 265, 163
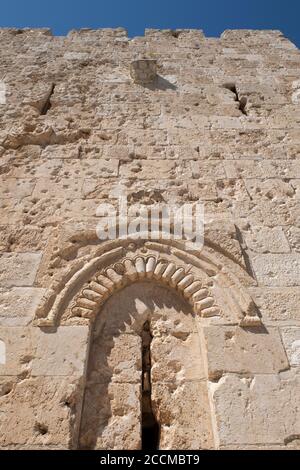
144, 76, 177, 91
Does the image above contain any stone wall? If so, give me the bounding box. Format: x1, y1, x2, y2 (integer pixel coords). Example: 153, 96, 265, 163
0, 27, 300, 449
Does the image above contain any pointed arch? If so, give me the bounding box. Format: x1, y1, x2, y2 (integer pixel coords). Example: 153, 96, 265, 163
34, 238, 261, 328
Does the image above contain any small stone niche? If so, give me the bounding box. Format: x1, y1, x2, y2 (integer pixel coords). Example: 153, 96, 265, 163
130, 59, 157, 84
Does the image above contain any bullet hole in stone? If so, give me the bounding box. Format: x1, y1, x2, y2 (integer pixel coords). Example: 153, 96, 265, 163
172, 331, 189, 341
225, 331, 235, 341
34, 422, 48, 435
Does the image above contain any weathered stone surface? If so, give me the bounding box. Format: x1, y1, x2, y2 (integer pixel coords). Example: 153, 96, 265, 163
151, 332, 206, 383
0, 253, 42, 287
286, 226, 300, 252
152, 382, 214, 450
243, 226, 290, 253
281, 328, 300, 367
0, 225, 51, 252
79, 382, 141, 450
0, 376, 82, 448
0, 178, 35, 199
250, 253, 300, 287
31, 326, 89, 377
119, 160, 176, 179
211, 371, 300, 446
224, 160, 300, 179
0, 287, 46, 326
1, 26, 300, 450
248, 287, 300, 322
0, 327, 36, 376
87, 333, 142, 384
204, 326, 289, 379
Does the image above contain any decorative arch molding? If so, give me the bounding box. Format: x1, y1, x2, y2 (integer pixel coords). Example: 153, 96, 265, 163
34, 238, 261, 328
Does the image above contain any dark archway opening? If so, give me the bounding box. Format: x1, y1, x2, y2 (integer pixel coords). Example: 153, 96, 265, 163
141, 321, 160, 450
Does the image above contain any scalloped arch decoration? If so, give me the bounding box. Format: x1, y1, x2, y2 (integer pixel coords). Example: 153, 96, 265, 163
72, 254, 218, 320
34, 239, 261, 328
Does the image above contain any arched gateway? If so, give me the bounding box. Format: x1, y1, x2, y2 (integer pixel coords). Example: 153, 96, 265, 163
32, 238, 265, 449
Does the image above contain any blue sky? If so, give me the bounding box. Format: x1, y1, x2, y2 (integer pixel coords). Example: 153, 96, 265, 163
1, 0, 300, 47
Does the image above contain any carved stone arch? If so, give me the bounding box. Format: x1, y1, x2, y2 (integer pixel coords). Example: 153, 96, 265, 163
34, 238, 261, 327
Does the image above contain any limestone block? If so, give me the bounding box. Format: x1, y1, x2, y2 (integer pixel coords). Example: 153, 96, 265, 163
102, 145, 133, 161
60, 199, 100, 221
204, 326, 289, 379
250, 253, 300, 286
81, 178, 117, 199
0, 376, 82, 448
33, 177, 84, 198
281, 328, 300, 367
149, 299, 197, 335
152, 382, 214, 449
243, 226, 290, 253
166, 146, 198, 160
0, 287, 46, 326
168, 128, 210, 145
291, 179, 300, 199
31, 326, 89, 377
60, 159, 119, 178
232, 199, 300, 228
123, 178, 211, 205
151, 332, 206, 383
267, 108, 300, 129
40, 143, 81, 159
186, 180, 218, 201
286, 226, 300, 252
248, 287, 300, 322
224, 160, 269, 179
86, 333, 141, 384
79, 382, 141, 450
211, 372, 300, 446
130, 59, 157, 84
205, 220, 245, 266
125, 129, 168, 147
216, 179, 250, 202
0, 252, 42, 287
64, 52, 90, 61
292, 80, 300, 104
0, 178, 35, 199
225, 160, 300, 179
119, 160, 175, 179
130, 145, 166, 160
0, 225, 51, 252
11, 158, 63, 178
189, 161, 226, 179
0, 327, 36, 375
245, 178, 296, 201
209, 116, 243, 129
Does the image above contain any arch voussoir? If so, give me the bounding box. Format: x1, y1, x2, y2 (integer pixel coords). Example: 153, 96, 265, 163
34, 240, 261, 328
